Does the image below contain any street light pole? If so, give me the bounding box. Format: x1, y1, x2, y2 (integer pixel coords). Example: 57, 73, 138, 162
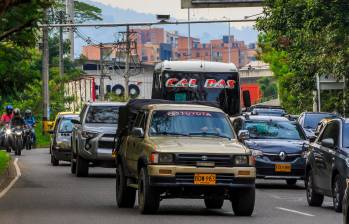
124, 25, 131, 100
228, 22, 231, 63
59, 10, 64, 78
42, 8, 50, 132
187, 8, 191, 59
66, 0, 74, 60
99, 44, 105, 101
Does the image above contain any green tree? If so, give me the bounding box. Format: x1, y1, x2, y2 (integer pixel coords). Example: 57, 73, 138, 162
257, 77, 277, 102
256, 1, 349, 115
0, 0, 52, 44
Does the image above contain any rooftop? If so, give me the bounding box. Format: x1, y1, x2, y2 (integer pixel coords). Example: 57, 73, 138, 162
155, 60, 238, 73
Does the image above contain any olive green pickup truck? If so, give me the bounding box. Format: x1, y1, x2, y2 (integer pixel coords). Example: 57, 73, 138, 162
114, 99, 256, 215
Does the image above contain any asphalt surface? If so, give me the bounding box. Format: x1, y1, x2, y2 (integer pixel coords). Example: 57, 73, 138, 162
0, 149, 343, 224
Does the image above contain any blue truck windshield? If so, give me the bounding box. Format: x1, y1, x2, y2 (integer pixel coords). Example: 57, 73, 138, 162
344, 124, 349, 148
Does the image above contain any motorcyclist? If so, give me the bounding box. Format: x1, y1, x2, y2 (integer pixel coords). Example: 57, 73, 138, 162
10, 108, 26, 127
24, 110, 36, 127
0, 105, 14, 126
0, 105, 14, 148
24, 109, 36, 144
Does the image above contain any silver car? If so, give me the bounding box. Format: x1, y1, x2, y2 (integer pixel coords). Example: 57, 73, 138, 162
71, 102, 126, 177
50, 114, 79, 166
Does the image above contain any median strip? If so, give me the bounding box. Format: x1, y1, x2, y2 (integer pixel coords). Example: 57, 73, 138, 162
275, 207, 315, 217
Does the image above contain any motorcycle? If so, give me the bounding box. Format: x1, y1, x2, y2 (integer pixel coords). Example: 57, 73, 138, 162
24, 125, 35, 150
7, 125, 25, 156
3, 125, 12, 153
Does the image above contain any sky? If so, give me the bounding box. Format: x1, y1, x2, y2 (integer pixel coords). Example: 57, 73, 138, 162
92, 0, 263, 28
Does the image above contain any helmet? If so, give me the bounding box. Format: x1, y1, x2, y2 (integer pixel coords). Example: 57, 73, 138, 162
25, 109, 32, 117
5, 105, 13, 114
13, 108, 21, 117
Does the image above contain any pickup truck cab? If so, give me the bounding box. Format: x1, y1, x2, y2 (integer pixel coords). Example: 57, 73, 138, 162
71, 102, 126, 177
114, 99, 256, 215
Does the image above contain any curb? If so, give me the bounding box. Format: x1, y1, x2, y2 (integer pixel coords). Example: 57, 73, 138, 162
0, 157, 21, 199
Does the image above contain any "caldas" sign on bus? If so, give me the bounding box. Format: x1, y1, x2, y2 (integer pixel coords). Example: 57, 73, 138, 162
165, 78, 236, 89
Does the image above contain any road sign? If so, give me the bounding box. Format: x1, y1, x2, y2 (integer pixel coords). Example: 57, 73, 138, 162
181, 0, 264, 8
319, 75, 344, 90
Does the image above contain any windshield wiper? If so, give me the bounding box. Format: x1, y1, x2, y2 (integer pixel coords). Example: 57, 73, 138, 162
156, 132, 189, 137
188, 132, 232, 140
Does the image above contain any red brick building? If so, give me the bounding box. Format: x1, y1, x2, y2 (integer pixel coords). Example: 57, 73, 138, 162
81, 28, 255, 68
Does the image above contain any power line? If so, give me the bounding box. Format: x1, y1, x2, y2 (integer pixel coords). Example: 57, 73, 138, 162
39, 18, 257, 28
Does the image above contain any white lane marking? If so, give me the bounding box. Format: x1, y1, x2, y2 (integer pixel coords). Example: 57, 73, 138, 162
0, 158, 21, 199
276, 207, 315, 217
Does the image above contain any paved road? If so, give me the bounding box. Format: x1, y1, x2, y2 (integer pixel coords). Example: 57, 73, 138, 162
0, 149, 342, 224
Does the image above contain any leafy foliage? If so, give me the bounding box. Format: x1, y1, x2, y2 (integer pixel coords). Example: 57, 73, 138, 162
0, 0, 52, 44
257, 77, 278, 102
256, 0, 349, 114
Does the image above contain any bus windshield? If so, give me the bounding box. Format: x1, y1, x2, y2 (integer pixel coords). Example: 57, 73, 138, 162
153, 71, 240, 116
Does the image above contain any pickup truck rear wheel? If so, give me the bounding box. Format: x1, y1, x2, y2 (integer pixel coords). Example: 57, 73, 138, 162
51, 154, 59, 166
231, 187, 255, 216
138, 167, 160, 214
76, 155, 89, 177
333, 174, 345, 212
116, 164, 136, 208
71, 154, 76, 174
204, 198, 224, 209
305, 169, 324, 207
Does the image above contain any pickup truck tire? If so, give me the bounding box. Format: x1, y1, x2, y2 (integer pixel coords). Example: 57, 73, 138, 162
116, 164, 136, 208
333, 174, 345, 212
51, 154, 59, 166
204, 198, 224, 209
76, 155, 89, 177
306, 169, 324, 207
138, 167, 160, 214
71, 154, 76, 174
231, 187, 255, 216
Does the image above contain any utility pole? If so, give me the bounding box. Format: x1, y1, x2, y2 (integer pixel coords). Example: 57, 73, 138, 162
228, 22, 231, 63
42, 8, 50, 132
59, 10, 64, 78
187, 8, 191, 59
124, 25, 131, 100
66, 0, 74, 60
99, 44, 105, 101
344, 75, 347, 118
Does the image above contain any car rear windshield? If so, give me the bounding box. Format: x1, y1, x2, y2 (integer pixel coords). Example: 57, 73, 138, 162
245, 120, 305, 140
344, 124, 349, 148
59, 118, 75, 133
252, 108, 286, 116
149, 110, 234, 139
304, 113, 338, 129
85, 106, 119, 124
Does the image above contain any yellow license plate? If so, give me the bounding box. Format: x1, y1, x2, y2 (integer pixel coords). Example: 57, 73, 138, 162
194, 174, 216, 185
275, 164, 291, 172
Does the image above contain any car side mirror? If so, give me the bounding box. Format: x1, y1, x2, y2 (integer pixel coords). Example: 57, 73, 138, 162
238, 130, 250, 141
308, 135, 317, 143
71, 119, 81, 125
132, 127, 144, 138
321, 138, 335, 148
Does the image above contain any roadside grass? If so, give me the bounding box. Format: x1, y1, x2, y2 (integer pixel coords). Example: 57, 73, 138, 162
0, 151, 10, 175
35, 120, 50, 148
